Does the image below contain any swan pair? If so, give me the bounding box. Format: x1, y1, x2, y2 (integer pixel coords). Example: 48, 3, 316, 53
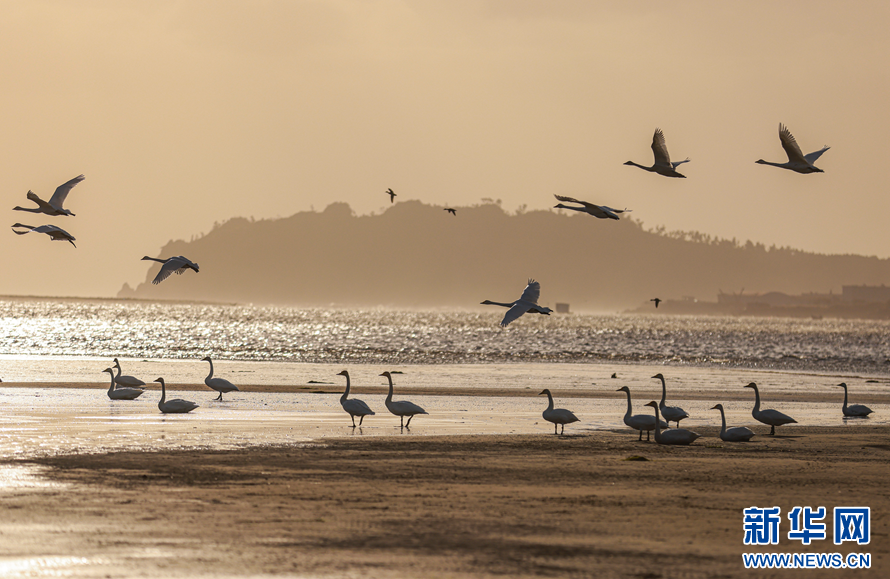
102, 368, 145, 400
481, 279, 552, 327
336, 371, 427, 428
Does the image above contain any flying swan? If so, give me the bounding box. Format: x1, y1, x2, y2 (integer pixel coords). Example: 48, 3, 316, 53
755, 123, 829, 173
481, 279, 553, 327
12, 223, 76, 247
553, 195, 631, 220
379, 371, 428, 428
624, 128, 690, 178
13, 174, 84, 216
337, 370, 375, 427
142, 255, 200, 285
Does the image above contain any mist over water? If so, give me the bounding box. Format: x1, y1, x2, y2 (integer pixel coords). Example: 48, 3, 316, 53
1, 298, 888, 375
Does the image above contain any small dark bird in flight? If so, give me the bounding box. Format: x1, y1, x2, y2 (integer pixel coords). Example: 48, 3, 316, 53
444, 208, 456, 216
386, 188, 396, 203
651, 298, 662, 308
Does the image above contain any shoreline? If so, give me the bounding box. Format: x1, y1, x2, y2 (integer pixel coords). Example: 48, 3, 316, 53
3, 380, 890, 404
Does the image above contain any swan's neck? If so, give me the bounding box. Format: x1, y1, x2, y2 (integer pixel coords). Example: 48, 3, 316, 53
555, 204, 583, 212
106, 372, 115, 394
13, 206, 39, 213
385, 377, 393, 403
652, 406, 662, 438
756, 160, 787, 168
658, 377, 667, 406
205, 359, 215, 380
482, 300, 513, 308
159, 381, 166, 404
841, 385, 848, 409
718, 408, 727, 435
751, 386, 761, 413
544, 391, 554, 411
340, 375, 350, 403
621, 390, 632, 419
114, 364, 122, 379
626, 161, 652, 172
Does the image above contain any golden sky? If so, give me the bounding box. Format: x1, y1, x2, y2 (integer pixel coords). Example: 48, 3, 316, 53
1, 1, 888, 297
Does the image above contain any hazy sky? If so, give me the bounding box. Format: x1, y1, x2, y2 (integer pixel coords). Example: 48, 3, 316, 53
1, 1, 889, 297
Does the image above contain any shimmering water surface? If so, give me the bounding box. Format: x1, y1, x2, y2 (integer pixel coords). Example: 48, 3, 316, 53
1, 298, 889, 372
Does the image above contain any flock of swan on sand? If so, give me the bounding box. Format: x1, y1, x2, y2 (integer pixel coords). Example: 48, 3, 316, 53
567, 373, 870, 445
102, 356, 873, 440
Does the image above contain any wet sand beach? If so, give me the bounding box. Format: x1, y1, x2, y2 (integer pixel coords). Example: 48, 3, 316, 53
1, 426, 887, 578
1, 362, 888, 577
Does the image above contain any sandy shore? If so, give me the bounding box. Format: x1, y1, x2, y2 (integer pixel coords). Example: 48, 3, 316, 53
2, 425, 887, 578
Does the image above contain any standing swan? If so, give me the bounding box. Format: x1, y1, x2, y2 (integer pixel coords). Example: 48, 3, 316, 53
379, 371, 428, 428
154, 377, 199, 414
481, 279, 553, 327
539, 389, 579, 435
652, 373, 689, 427
553, 195, 631, 220
112, 358, 146, 389
102, 368, 144, 400
835, 383, 873, 418
617, 386, 666, 441
337, 370, 375, 427
755, 123, 829, 174
13, 174, 84, 216
624, 128, 690, 178
201, 357, 239, 400
141, 255, 200, 285
710, 404, 755, 442
744, 382, 796, 435
645, 401, 701, 445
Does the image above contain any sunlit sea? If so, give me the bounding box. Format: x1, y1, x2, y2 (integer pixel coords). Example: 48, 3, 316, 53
1, 297, 888, 374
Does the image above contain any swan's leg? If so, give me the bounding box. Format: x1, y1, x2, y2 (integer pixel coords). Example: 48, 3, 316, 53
359, 415, 365, 426
560, 424, 565, 436
350, 415, 356, 427
770, 425, 775, 435
405, 415, 413, 428
216, 391, 223, 401
400, 416, 405, 428
638, 429, 642, 441
646, 429, 651, 441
